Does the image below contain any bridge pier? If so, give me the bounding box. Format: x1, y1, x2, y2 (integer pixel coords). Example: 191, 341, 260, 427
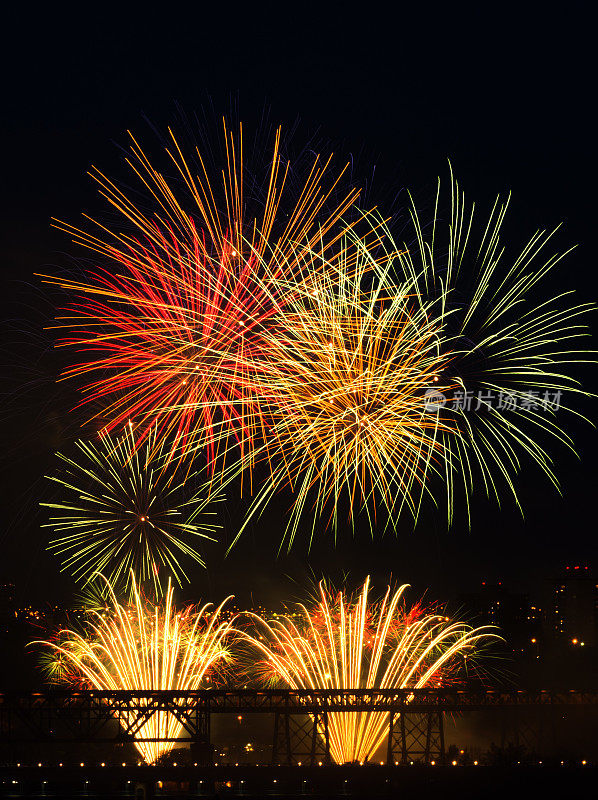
189, 710, 212, 765
387, 710, 445, 764
272, 710, 331, 765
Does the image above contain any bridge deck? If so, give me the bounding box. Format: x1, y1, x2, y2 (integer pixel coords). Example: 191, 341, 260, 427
1, 688, 597, 713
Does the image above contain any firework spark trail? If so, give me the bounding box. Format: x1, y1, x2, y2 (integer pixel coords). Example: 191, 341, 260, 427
41, 121, 364, 465
42, 424, 222, 596
241, 577, 498, 763
33, 576, 235, 764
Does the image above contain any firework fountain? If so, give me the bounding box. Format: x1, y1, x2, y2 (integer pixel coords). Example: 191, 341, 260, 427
34, 575, 235, 764
240, 577, 498, 763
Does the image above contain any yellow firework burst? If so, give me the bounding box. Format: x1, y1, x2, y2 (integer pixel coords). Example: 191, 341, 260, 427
383, 170, 596, 522
226, 237, 454, 547
42, 424, 222, 597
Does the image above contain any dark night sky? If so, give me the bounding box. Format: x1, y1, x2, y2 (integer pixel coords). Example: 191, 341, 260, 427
0, 4, 596, 612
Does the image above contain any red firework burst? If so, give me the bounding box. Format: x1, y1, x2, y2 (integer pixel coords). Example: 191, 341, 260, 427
53, 220, 279, 466
44, 122, 362, 466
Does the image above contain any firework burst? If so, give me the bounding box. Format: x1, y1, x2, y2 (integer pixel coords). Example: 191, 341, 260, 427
241, 577, 497, 763
33, 575, 235, 764
223, 171, 595, 542
42, 424, 222, 596
43, 121, 362, 465
225, 234, 454, 547
388, 170, 596, 521
42, 119, 595, 544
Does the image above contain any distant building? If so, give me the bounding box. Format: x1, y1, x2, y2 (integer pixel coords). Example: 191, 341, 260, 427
0, 582, 16, 634
551, 565, 597, 647
457, 582, 538, 647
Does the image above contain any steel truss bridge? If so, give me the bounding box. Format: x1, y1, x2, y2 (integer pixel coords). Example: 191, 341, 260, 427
1, 689, 597, 766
